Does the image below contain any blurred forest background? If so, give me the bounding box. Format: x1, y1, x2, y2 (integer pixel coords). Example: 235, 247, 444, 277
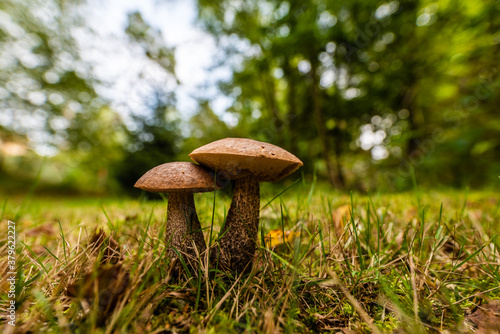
0, 0, 498, 196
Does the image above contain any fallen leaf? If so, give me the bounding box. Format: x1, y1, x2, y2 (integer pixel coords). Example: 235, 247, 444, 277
332, 205, 351, 243
88, 228, 122, 264
442, 236, 465, 260
25, 223, 56, 237
67, 263, 130, 324
264, 229, 300, 248
29, 245, 47, 256
262, 308, 276, 334
467, 300, 500, 334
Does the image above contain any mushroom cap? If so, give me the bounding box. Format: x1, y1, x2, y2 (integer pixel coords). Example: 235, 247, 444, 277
134, 162, 221, 193
189, 138, 303, 182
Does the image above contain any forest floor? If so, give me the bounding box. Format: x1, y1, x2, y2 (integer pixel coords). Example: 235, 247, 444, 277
1, 183, 499, 333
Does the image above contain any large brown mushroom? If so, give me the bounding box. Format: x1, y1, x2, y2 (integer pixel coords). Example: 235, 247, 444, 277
189, 138, 303, 272
134, 162, 220, 273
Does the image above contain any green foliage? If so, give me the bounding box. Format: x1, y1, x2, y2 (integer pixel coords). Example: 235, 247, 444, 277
113, 92, 181, 195
126, 11, 177, 76
0, 4, 183, 194
195, 0, 500, 190
1, 0, 499, 194
0, 0, 104, 151
110, 13, 182, 194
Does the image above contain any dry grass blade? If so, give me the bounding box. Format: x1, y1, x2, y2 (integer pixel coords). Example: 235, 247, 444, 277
66, 263, 130, 323
408, 252, 419, 322
88, 228, 123, 264
467, 300, 500, 334
204, 269, 248, 323
325, 267, 382, 334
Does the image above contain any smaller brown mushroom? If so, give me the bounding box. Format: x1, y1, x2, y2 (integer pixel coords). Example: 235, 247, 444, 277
134, 162, 220, 273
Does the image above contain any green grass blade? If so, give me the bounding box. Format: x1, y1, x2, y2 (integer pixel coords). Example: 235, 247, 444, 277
57, 219, 68, 264
261, 178, 300, 210
1, 198, 7, 222
42, 245, 60, 262
21, 241, 48, 274
306, 170, 317, 207
453, 240, 490, 271
350, 192, 364, 271
100, 204, 116, 231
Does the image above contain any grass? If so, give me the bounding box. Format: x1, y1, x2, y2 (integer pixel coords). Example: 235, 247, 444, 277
1, 182, 499, 333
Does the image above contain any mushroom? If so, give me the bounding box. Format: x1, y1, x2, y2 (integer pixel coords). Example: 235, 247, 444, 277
189, 138, 303, 272
134, 162, 221, 273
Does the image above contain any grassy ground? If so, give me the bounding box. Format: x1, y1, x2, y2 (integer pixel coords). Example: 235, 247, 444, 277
1, 182, 499, 333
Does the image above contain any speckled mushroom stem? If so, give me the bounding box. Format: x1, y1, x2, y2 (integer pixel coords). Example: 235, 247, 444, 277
217, 175, 260, 272
166, 192, 207, 271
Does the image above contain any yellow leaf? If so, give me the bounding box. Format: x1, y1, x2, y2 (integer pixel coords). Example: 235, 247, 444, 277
264, 229, 300, 248
332, 204, 351, 242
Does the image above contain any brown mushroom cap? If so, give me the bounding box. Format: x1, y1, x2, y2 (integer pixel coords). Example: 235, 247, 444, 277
134, 162, 221, 193
189, 138, 303, 182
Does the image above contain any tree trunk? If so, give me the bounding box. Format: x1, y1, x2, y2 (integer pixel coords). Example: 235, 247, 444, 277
333, 127, 346, 188
260, 65, 284, 147
309, 61, 344, 189
400, 1, 423, 158
283, 59, 298, 154
402, 87, 420, 156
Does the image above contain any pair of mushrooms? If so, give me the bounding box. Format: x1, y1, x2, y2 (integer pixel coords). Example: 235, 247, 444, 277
134, 138, 303, 273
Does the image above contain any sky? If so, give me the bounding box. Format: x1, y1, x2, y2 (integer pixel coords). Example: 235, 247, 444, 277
81, 0, 234, 123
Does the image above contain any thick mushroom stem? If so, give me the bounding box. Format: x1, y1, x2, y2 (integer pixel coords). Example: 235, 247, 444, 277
217, 175, 260, 272
166, 192, 207, 271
